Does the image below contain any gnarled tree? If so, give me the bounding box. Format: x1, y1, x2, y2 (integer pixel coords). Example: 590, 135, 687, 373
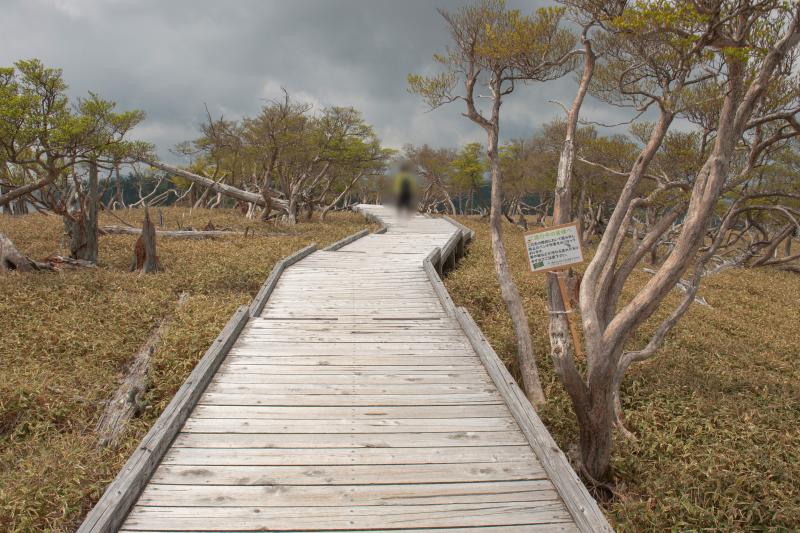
545, 0, 800, 482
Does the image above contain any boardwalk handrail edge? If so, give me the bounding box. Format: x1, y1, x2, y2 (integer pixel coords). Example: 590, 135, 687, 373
426, 216, 613, 533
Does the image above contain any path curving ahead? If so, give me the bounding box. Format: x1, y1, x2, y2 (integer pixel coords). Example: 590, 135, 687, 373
118, 206, 602, 532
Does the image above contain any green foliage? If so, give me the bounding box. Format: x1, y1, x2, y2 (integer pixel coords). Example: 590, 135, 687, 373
191, 90, 390, 206
451, 142, 486, 194
408, 0, 576, 109
0, 59, 149, 169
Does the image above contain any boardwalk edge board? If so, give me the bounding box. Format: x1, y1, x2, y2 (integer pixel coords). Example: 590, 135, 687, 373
77, 305, 249, 533
322, 228, 369, 251
248, 244, 317, 317
428, 217, 613, 533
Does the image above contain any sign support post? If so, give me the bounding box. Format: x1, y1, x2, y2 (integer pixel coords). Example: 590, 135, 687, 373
554, 270, 583, 359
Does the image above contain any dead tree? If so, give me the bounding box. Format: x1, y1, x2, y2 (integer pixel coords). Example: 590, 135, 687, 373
101, 226, 241, 239
130, 208, 163, 273
141, 159, 288, 212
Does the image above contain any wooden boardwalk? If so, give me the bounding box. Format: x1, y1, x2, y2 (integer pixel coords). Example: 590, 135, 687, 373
87, 205, 609, 532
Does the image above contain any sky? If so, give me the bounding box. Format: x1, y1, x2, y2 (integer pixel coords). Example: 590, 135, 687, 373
0, 0, 627, 163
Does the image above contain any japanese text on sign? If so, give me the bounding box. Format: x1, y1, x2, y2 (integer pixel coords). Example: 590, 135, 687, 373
524, 222, 584, 273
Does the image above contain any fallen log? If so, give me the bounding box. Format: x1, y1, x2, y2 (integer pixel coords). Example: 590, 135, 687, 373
44, 256, 97, 270
0, 235, 102, 273
96, 292, 190, 447
101, 225, 293, 239
101, 225, 240, 239
139, 159, 288, 211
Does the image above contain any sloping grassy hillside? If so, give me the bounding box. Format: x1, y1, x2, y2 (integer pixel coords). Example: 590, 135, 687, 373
0, 208, 372, 532
445, 216, 800, 531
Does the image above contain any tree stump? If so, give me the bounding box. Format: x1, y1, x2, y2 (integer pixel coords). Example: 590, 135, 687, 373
130, 208, 163, 273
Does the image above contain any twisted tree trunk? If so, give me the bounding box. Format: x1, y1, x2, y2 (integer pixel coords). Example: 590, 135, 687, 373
65, 161, 100, 263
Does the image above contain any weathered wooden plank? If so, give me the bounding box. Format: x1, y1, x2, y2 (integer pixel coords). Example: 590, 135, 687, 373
162, 445, 535, 466
455, 307, 613, 532
219, 363, 485, 372
122, 501, 572, 530
136, 479, 559, 507
223, 355, 483, 366
181, 416, 518, 434
211, 371, 491, 384
172, 430, 528, 449
199, 393, 502, 406
204, 382, 493, 396
247, 319, 459, 327
425, 252, 458, 317
149, 461, 546, 486
190, 404, 508, 419
234, 333, 467, 343
229, 344, 474, 354
248, 244, 317, 317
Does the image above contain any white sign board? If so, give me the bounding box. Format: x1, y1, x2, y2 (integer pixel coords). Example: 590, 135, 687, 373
525, 222, 584, 273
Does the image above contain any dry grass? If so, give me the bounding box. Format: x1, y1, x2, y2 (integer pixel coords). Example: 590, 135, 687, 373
445, 216, 800, 531
0, 207, 372, 532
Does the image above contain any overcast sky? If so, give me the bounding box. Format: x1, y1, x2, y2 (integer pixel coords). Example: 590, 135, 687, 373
0, 0, 625, 162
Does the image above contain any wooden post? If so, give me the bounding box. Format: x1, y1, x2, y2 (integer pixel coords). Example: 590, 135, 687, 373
547, 198, 584, 359
555, 271, 584, 359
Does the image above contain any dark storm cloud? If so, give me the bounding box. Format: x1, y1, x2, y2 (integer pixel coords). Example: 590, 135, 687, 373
0, 0, 624, 162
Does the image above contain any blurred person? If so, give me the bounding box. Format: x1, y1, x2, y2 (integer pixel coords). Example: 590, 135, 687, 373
394, 162, 416, 216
